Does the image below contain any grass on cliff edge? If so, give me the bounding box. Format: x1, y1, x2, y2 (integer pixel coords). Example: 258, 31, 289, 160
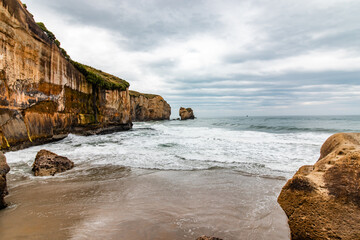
36, 22, 71, 61
129, 90, 158, 99
71, 61, 130, 91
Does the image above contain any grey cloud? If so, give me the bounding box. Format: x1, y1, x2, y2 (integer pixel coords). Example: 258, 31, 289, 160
25, 0, 360, 116
31, 0, 221, 50
223, 1, 360, 64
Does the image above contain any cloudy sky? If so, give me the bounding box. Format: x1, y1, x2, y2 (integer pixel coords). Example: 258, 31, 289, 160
24, 0, 360, 117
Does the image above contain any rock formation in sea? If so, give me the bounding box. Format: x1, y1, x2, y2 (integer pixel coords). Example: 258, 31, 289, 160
278, 133, 360, 240
179, 107, 195, 120
0, 0, 171, 151
32, 149, 74, 176
130, 91, 171, 121
0, 151, 10, 209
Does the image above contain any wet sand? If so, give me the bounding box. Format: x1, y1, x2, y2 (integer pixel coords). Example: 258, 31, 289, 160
0, 166, 290, 239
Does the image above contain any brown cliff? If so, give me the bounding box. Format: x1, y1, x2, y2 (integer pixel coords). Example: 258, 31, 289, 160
0, 0, 132, 150
278, 133, 360, 239
130, 91, 171, 121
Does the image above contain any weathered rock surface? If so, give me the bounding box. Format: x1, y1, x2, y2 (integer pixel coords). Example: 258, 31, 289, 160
179, 107, 195, 120
130, 91, 171, 121
196, 236, 223, 240
278, 133, 360, 240
0, 0, 133, 151
0, 151, 10, 209
32, 149, 74, 176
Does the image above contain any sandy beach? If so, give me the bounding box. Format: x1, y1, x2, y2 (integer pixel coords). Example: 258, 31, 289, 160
0, 167, 289, 240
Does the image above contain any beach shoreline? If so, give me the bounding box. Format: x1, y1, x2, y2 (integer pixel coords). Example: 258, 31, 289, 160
0, 168, 290, 240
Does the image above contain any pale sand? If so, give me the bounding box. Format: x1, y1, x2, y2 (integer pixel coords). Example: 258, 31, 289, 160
0, 166, 290, 239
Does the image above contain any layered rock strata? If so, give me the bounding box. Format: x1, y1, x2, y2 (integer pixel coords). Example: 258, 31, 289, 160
0, 0, 132, 150
179, 107, 195, 120
130, 90, 171, 121
0, 151, 9, 209
32, 149, 74, 176
278, 133, 360, 240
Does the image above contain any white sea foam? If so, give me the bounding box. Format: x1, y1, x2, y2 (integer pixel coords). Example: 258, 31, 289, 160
5, 118, 334, 179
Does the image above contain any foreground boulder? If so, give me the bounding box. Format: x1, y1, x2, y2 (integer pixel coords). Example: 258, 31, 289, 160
278, 133, 360, 240
179, 107, 195, 120
0, 152, 10, 209
32, 150, 74, 176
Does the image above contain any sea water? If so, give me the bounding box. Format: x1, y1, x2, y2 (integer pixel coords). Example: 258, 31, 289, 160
1, 116, 359, 240
6, 115, 359, 179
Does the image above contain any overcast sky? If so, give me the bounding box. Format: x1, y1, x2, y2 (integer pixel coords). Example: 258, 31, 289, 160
24, 0, 360, 117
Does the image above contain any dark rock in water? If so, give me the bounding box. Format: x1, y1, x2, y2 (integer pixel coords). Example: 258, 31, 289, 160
32, 150, 74, 176
196, 236, 223, 240
179, 107, 195, 120
278, 133, 360, 240
0, 152, 10, 209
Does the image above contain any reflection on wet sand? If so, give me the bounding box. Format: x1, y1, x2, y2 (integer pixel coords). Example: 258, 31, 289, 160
0, 167, 290, 240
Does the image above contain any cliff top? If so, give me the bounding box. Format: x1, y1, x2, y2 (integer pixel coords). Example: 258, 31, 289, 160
129, 90, 159, 99
4, 0, 130, 91
71, 61, 129, 91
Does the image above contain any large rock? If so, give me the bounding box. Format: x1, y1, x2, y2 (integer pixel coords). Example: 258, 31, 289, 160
130, 91, 171, 121
0, 151, 10, 209
32, 150, 74, 176
278, 133, 360, 240
179, 107, 195, 120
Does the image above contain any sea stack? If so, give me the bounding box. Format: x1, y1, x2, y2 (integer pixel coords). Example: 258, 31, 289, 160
32, 150, 74, 176
278, 133, 360, 239
179, 107, 195, 120
0, 152, 10, 209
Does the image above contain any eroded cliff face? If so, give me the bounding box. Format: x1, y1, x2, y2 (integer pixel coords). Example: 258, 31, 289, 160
0, 0, 131, 150
278, 133, 360, 240
130, 91, 171, 121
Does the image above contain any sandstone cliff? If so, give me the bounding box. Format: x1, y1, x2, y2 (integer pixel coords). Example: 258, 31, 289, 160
0, 0, 132, 150
278, 133, 360, 239
130, 91, 171, 121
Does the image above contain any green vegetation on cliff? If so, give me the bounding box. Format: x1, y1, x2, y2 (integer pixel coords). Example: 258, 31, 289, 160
71, 61, 130, 91
36, 22, 55, 41
129, 90, 158, 99
36, 22, 70, 60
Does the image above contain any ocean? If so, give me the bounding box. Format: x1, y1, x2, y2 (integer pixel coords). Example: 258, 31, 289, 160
1, 116, 359, 239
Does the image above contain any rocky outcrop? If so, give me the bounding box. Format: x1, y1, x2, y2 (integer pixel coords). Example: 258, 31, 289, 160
130, 91, 171, 121
278, 133, 360, 240
0, 0, 131, 151
179, 107, 194, 120
0, 151, 10, 209
32, 149, 74, 176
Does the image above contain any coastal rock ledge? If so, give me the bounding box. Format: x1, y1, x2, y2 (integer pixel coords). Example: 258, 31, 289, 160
179, 107, 195, 120
278, 133, 360, 240
32, 150, 74, 176
0, 152, 10, 209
